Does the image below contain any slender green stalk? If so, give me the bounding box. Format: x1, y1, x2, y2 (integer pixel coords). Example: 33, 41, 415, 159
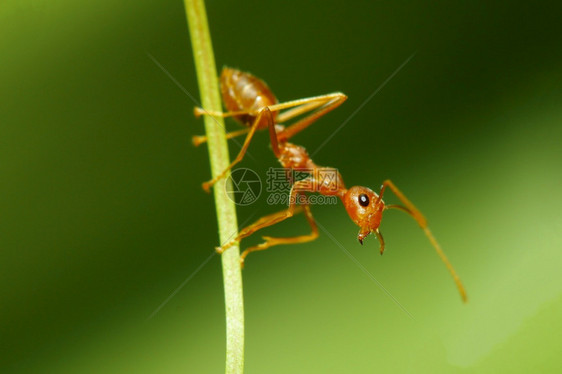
184, 1, 244, 372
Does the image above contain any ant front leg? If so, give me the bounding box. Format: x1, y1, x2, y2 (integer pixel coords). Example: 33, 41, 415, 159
216, 205, 305, 255
239, 202, 318, 268
217, 179, 318, 267
200, 107, 274, 193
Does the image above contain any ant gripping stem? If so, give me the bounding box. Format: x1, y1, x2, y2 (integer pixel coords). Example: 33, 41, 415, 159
194, 67, 467, 302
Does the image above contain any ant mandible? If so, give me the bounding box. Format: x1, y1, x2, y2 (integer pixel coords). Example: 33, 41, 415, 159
194, 67, 467, 302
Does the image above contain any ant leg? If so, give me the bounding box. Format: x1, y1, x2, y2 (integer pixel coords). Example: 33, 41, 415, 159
268, 93, 346, 121
195, 92, 347, 137
258, 95, 343, 159
267, 110, 281, 158
217, 206, 305, 254
192, 128, 250, 147
382, 179, 467, 302
194, 107, 241, 118
194, 105, 274, 119
217, 180, 316, 253
192, 101, 317, 149
239, 202, 318, 268
278, 93, 347, 140
195, 100, 323, 119
275, 100, 326, 123
201, 107, 274, 193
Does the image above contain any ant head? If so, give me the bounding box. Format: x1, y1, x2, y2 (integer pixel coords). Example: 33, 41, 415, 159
343, 186, 385, 244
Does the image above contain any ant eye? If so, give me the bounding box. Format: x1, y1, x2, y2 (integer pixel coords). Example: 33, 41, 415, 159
358, 194, 369, 207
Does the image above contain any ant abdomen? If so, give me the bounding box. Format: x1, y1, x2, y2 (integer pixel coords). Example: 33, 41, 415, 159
220, 67, 278, 128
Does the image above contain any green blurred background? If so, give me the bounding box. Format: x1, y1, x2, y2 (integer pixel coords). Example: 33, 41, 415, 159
2, 1, 561, 373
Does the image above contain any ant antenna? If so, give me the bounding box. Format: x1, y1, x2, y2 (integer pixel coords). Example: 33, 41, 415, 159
386, 204, 468, 302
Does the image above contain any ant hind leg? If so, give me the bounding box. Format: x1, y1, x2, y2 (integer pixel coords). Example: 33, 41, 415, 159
201, 107, 274, 192
192, 128, 250, 147
240, 203, 318, 268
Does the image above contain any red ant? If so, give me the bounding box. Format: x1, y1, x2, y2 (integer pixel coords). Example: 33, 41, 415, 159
194, 67, 467, 302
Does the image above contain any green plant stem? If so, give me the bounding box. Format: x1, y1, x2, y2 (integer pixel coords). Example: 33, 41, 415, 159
184, 1, 244, 373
